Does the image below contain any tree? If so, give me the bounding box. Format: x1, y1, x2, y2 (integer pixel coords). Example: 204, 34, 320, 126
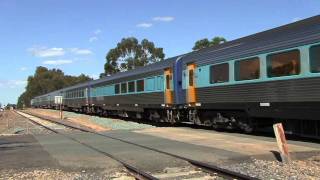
192, 36, 227, 51
210, 36, 227, 46
103, 37, 165, 76
192, 38, 210, 51
17, 66, 92, 108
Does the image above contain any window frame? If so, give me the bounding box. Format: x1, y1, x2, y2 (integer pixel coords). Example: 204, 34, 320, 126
235, 57, 260, 81
189, 69, 194, 86
136, 79, 144, 92
266, 49, 301, 78
121, 82, 127, 94
209, 63, 229, 84
114, 84, 120, 94
128, 81, 135, 93
156, 76, 163, 90
166, 74, 171, 89
310, 44, 320, 73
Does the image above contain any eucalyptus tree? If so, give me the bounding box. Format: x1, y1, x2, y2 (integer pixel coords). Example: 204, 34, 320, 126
103, 37, 165, 76
193, 36, 227, 51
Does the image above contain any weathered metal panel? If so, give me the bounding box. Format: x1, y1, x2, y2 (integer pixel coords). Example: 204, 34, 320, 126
195, 76, 320, 104
91, 92, 164, 107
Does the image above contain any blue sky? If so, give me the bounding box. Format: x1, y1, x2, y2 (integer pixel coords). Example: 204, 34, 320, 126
0, 0, 319, 104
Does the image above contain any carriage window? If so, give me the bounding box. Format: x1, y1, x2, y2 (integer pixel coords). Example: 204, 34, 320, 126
136, 80, 144, 92
235, 57, 260, 81
121, 83, 127, 93
267, 50, 300, 77
310, 45, 320, 73
128, 81, 135, 92
166, 74, 171, 89
210, 63, 229, 83
189, 69, 194, 86
115, 84, 120, 94
156, 76, 163, 90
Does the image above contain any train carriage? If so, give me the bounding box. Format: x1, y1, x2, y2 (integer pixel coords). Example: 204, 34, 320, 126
180, 15, 320, 136
88, 56, 180, 121
31, 15, 320, 138
62, 82, 89, 112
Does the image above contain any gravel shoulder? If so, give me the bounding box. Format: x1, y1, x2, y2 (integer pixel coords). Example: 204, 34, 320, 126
222, 157, 320, 179
135, 127, 320, 156
0, 168, 134, 180
27, 108, 154, 131
0, 110, 53, 135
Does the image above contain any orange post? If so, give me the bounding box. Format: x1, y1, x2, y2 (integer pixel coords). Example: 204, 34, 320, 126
273, 123, 291, 163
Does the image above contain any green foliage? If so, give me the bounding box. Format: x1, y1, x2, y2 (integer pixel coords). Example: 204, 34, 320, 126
192, 36, 227, 51
103, 37, 165, 76
17, 66, 92, 108
211, 36, 227, 46
192, 38, 210, 51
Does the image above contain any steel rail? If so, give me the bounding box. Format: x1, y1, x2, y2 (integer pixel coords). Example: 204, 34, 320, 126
20, 110, 259, 180
15, 111, 158, 180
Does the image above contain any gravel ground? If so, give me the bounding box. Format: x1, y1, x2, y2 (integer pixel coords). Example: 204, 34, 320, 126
222, 155, 320, 179
0, 111, 54, 135
40, 109, 155, 130
0, 168, 134, 180
88, 116, 154, 130
153, 166, 219, 179
0, 110, 79, 135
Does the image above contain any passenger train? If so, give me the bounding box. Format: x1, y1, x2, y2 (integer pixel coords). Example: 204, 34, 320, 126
32, 15, 320, 138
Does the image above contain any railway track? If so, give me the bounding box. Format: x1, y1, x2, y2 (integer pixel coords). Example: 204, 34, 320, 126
16, 110, 259, 180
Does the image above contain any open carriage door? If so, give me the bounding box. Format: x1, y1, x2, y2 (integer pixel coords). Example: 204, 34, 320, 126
164, 68, 173, 105
187, 63, 197, 105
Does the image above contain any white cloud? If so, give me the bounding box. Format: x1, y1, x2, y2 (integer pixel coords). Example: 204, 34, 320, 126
42, 59, 73, 65
89, 36, 98, 42
94, 29, 102, 35
136, 23, 153, 28
28, 47, 65, 57
70, 48, 93, 55
19, 67, 27, 71
152, 16, 174, 22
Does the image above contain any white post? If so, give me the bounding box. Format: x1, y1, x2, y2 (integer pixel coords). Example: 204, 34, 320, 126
55, 96, 63, 120
60, 104, 63, 120
273, 123, 291, 163
7, 115, 9, 129
27, 120, 29, 134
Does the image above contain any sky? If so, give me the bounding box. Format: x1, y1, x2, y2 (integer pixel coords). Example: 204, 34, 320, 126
0, 0, 319, 104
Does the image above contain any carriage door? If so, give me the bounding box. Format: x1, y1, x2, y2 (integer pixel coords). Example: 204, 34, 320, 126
164, 68, 173, 105
187, 63, 197, 105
